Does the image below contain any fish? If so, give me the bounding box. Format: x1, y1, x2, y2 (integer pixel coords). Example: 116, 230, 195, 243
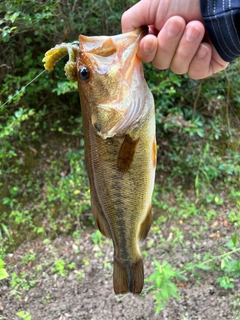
43, 27, 156, 294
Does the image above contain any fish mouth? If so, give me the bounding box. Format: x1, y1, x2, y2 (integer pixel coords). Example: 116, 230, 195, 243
97, 28, 149, 138
78, 26, 150, 138
113, 26, 148, 67
125, 26, 148, 37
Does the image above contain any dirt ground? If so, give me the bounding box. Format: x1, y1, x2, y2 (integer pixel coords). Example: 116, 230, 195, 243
1, 207, 239, 320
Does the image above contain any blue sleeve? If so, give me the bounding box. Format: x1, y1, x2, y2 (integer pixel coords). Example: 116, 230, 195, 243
200, 0, 240, 61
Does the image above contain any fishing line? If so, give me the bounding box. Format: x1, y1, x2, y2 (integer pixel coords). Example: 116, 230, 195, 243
0, 69, 46, 110
0, 47, 74, 110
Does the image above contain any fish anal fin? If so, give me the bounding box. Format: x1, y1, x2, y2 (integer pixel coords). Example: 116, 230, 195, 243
117, 134, 139, 173
138, 205, 152, 241
91, 200, 111, 239
113, 257, 144, 294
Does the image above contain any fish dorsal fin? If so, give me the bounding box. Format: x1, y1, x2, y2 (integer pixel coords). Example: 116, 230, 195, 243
138, 205, 152, 241
117, 134, 139, 173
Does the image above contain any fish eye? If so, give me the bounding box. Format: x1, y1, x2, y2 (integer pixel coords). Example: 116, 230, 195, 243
79, 66, 90, 81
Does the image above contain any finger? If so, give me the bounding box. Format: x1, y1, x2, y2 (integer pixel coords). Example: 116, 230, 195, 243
137, 35, 158, 63
148, 25, 159, 36
188, 43, 213, 79
152, 16, 186, 70
121, 0, 156, 33
170, 21, 205, 74
211, 46, 229, 74
188, 44, 229, 79
200, 32, 229, 74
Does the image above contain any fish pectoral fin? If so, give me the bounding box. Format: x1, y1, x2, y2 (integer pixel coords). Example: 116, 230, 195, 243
138, 205, 152, 241
91, 199, 111, 239
117, 134, 139, 173
113, 257, 144, 294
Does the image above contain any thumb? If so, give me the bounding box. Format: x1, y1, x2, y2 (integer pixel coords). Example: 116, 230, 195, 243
122, 1, 155, 33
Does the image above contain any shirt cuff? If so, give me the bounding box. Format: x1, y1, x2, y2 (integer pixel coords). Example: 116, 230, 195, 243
200, 0, 240, 62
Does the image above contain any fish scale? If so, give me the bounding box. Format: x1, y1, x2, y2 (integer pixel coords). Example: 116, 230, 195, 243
43, 27, 156, 294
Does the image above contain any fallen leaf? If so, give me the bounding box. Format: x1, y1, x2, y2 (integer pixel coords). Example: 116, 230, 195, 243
223, 219, 230, 227
209, 233, 220, 238
176, 282, 188, 287
211, 221, 218, 228
29, 146, 38, 154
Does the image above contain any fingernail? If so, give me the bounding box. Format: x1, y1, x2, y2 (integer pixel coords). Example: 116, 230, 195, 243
166, 20, 183, 37
185, 27, 200, 42
143, 37, 156, 53
197, 44, 209, 59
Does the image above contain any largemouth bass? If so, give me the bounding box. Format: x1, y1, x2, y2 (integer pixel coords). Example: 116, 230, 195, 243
43, 27, 156, 294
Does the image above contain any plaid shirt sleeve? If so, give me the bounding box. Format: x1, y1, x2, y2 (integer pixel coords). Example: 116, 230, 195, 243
200, 0, 240, 61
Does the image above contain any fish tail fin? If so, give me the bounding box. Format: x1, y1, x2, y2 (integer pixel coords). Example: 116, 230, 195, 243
113, 257, 144, 294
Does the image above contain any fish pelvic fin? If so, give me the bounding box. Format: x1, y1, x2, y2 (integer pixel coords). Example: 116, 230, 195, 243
113, 257, 144, 295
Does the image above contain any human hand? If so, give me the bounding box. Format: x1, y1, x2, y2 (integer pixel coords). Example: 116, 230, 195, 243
122, 0, 229, 79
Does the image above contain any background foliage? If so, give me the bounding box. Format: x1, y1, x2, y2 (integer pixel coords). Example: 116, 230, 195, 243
1, 0, 239, 251
0, 1, 240, 312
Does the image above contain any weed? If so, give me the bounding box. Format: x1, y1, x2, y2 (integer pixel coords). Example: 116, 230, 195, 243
231, 294, 240, 318
16, 311, 31, 320
0, 223, 10, 239
91, 230, 103, 246
10, 271, 36, 297
68, 262, 76, 270
169, 226, 185, 246
149, 234, 240, 314
0, 258, 8, 280
76, 270, 84, 281
22, 253, 36, 265
217, 276, 234, 289
183, 234, 240, 287
228, 211, 240, 227
45, 293, 51, 300
83, 258, 89, 266
205, 209, 217, 221
103, 260, 112, 271
146, 260, 186, 314
52, 259, 68, 276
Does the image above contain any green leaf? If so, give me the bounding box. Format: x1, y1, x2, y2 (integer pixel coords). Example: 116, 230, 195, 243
1, 223, 10, 238
155, 302, 164, 314
16, 311, 31, 320
160, 283, 169, 302
197, 264, 213, 271
0, 259, 5, 269
232, 234, 238, 247
0, 269, 9, 280
217, 276, 234, 289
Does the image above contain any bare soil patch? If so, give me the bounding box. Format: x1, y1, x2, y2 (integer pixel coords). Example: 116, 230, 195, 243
1, 209, 239, 320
